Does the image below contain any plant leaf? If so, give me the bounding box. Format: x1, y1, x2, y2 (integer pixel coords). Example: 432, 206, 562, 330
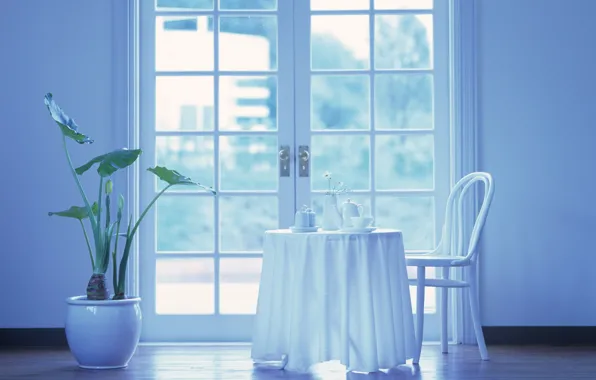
44, 93, 93, 144
48, 202, 98, 220
147, 166, 216, 194
75, 148, 142, 177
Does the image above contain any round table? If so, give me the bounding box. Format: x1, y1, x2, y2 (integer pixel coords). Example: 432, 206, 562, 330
251, 228, 416, 373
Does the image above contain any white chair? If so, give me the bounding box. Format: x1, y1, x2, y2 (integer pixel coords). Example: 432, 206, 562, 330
406, 172, 494, 364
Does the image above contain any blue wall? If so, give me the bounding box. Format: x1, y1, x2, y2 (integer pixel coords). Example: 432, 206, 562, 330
0, 0, 128, 327
478, 0, 596, 325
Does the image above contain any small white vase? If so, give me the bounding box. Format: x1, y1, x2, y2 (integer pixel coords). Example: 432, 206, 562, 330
322, 194, 342, 230
65, 295, 142, 369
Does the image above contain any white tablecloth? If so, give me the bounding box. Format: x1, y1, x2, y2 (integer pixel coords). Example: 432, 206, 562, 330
251, 228, 416, 373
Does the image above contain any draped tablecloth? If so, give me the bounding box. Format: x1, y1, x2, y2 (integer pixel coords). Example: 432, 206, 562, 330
251, 229, 416, 373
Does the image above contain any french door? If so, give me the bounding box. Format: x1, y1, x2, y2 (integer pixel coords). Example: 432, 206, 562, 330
139, 0, 450, 342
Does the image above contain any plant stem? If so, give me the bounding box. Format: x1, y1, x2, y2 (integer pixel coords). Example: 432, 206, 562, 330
105, 194, 111, 230
93, 177, 104, 274
116, 185, 172, 296
116, 236, 132, 297
97, 177, 103, 232
61, 136, 98, 239
115, 215, 133, 297
78, 219, 94, 270
112, 215, 122, 294
112, 249, 117, 293
130, 185, 171, 238
101, 192, 111, 274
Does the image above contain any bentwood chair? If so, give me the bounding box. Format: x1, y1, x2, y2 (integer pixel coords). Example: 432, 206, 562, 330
406, 172, 495, 363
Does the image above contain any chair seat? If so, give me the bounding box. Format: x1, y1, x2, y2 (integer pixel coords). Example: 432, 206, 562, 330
407, 278, 469, 288
405, 254, 469, 267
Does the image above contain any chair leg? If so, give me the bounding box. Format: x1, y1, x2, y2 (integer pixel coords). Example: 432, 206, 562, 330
440, 267, 449, 354
468, 263, 489, 360
413, 266, 426, 364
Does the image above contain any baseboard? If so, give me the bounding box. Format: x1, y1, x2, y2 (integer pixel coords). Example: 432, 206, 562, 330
2, 327, 596, 348
0, 328, 67, 348
483, 326, 596, 346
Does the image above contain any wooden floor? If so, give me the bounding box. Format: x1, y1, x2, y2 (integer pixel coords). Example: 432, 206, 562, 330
1, 344, 595, 379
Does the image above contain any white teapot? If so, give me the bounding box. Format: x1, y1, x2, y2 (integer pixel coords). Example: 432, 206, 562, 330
341, 199, 363, 228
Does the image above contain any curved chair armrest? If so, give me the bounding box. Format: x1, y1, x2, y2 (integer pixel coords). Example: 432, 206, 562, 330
450, 257, 471, 266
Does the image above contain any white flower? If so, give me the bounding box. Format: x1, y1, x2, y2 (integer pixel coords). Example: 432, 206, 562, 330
323, 171, 332, 179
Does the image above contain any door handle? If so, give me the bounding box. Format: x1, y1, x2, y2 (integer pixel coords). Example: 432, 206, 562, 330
298, 145, 310, 177
279, 145, 290, 177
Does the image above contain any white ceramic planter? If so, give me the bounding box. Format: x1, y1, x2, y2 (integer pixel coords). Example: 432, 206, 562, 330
65, 296, 142, 369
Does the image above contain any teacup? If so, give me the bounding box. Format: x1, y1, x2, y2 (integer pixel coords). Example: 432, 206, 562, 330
351, 216, 374, 229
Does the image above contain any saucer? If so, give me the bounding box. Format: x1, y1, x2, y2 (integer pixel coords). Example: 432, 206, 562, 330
290, 225, 320, 233
340, 226, 377, 233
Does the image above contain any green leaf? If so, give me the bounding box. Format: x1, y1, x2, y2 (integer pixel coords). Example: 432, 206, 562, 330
75, 148, 142, 177
48, 202, 98, 220
147, 166, 216, 194
44, 93, 93, 144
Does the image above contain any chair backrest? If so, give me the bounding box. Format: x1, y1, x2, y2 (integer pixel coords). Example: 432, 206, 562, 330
438, 172, 494, 263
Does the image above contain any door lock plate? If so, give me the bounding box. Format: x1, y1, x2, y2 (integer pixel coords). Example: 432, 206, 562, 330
279, 145, 290, 177
298, 145, 310, 177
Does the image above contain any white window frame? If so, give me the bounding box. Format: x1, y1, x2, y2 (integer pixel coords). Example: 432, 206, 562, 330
120, 0, 478, 343
113, 0, 141, 299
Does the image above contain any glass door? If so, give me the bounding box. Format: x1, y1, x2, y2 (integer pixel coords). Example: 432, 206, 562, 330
139, 0, 295, 341
139, 0, 451, 342
294, 0, 450, 342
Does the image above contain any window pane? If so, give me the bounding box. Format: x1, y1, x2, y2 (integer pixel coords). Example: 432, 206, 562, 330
410, 286, 436, 313
374, 74, 433, 130
220, 258, 262, 314
375, 15, 433, 70
375, 135, 434, 190
156, 258, 214, 314
408, 266, 437, 280
219, 76, 277, 131
311, 0, 369, 10
311, 15, 369, 70
311, 135, 370, 191
157, 196, 215, 252
156, 0, 213, 10
219, 16, 277, 71
156, 16, 214, 71
156, 136, 214, 192
376, 196, 435, 250
219, 196, 278, 252
312, 75, 369, 130
219, 135, 278, 191
156, 77, 214, 131
375, 0, 433, 10
219, 0, 277, 10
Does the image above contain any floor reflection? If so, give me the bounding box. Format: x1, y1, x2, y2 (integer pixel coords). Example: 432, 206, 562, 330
3, 344, 593, 379
251, 359, 423, 380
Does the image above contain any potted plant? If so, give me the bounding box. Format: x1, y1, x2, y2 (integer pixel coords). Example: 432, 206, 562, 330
45, 93, 216, 369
